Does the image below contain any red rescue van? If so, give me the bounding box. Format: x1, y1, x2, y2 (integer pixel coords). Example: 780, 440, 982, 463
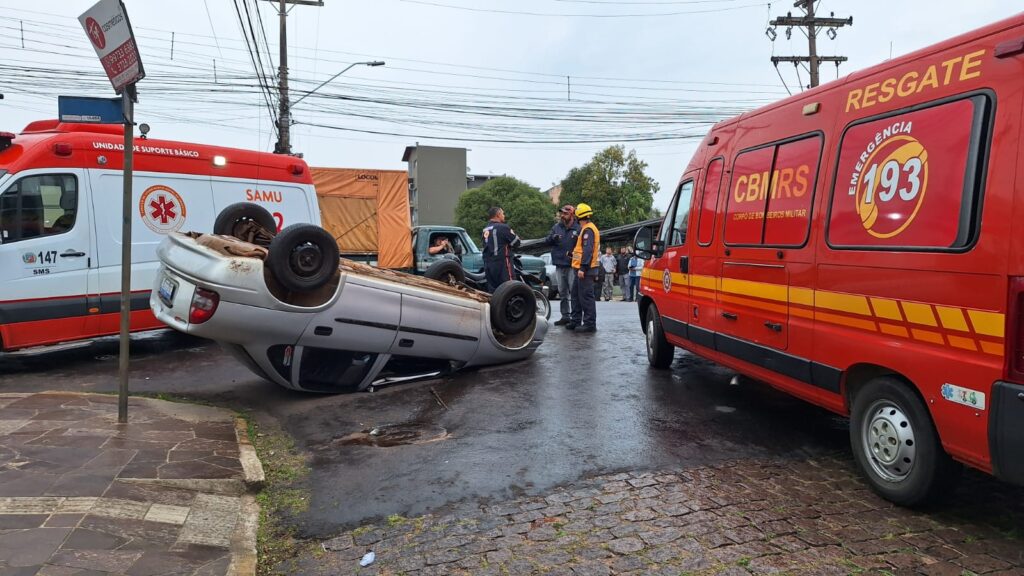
633, 13, 1024, 505
0, 120, 320, 353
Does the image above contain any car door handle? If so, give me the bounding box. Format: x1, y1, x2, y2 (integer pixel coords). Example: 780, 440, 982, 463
679, 256, 689, 274
764, 321, 783, 332
721, 312, 738, 320
60, 250, 86, 258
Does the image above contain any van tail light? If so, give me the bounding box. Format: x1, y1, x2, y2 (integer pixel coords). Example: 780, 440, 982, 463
189, 288, 220, 324
1006, 277, 1024, 383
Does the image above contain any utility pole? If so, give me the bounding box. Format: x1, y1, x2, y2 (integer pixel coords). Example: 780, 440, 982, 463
267, 0, 323, 155
768, 0, 852, 88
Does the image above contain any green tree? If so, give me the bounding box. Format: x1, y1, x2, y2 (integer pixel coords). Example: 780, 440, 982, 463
558, 145, 659, 230
455, 176, 556, 241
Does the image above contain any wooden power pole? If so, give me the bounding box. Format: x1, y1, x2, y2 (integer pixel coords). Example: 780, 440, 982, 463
769, 0, 852, 88
267, 0, 323, 155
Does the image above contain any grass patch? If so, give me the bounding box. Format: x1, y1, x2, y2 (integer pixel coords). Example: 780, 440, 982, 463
386, 514, 408, 527
242, 414, 313, 576
736, 557, 751, 567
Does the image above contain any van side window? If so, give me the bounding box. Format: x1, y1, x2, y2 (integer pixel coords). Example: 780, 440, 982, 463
666, 180, 694, 247
725, 147, 774, 245
828, 95, 990, 250
763, 137, 821, 246
697, 158, 724, 246
0, 174, 78, 243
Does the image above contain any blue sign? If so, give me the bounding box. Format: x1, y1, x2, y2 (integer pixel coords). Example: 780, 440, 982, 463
58, 95, 123, 124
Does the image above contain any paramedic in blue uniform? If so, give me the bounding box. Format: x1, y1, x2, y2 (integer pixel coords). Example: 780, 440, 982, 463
481, 207, 521, 293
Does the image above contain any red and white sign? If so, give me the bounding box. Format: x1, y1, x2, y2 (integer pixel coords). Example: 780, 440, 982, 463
79, 0, 145, 93
139, 185, 187, 234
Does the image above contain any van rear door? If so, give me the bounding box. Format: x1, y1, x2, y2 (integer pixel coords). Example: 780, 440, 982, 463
0, 170, 94, 350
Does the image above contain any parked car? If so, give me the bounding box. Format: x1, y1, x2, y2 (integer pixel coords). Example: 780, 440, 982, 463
539, 253, 559, 300
150, 210, 548, 393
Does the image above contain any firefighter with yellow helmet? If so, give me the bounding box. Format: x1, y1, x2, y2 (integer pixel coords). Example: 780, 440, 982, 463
568, 202, 600, 333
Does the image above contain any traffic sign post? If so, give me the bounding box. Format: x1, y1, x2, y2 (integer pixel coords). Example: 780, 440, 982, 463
80, 0, 143, 424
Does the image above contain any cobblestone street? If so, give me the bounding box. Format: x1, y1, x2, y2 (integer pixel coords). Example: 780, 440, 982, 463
288, 455, 1023, 576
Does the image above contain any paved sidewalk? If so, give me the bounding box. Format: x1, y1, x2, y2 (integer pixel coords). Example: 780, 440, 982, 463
290, 457, 1024, 576
0, 393, 262, 576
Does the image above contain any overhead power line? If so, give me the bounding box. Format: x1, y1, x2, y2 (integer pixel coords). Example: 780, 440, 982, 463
397, 0, 769, 17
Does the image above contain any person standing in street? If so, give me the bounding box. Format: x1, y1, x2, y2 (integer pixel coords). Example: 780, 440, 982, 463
569, 203, 600, 333
628, 249, 643, 302
545, 205, 580, 326
481, 206, 520, 293
599, 247, 617, 302
616, 246, 631, 301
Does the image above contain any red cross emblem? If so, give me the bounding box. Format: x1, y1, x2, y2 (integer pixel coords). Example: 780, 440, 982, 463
149, 195, 177, 224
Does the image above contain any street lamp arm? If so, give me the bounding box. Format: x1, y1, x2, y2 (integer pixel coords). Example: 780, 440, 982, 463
291, 60, 384, 107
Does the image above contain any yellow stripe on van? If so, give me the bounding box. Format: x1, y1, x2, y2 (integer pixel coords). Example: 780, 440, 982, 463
720, 278, 788, 303
911, 328, 944, 345
815, 291, 872, 316
817, 311, 876, 332
936, 306, 970, 332
879, 323, 909, 338
789, 287, 814, 307
968, 310, 1004, 338
979, 341, 1003, 356
901, 302, 938, 327
690, 275, 716, 291
870, 298, 903, 321
947, 335, 977, 351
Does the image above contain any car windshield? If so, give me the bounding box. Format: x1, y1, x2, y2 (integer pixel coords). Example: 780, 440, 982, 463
460, 233, 481, 253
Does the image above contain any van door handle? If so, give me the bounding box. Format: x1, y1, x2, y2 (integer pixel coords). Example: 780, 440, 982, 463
721, 312, 738, 320
60, 250, 86, 258
679, 256, 689, 274
764, 321, 783, 332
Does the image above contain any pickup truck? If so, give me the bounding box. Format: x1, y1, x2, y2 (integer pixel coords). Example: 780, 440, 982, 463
408, 225, 548, 285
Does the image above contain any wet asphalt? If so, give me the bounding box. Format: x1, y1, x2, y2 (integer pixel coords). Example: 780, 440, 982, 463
0, 301, 852, 539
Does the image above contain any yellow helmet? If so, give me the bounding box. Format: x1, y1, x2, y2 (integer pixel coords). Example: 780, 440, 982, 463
575, 202, 594, 219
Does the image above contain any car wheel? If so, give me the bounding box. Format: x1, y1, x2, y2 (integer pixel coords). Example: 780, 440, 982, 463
645, 304, 674, 369
533, 289, 551, 320
424, 259, 466, 286
849, 376, 962, 506
213, 202, 276, 238
267, 224, 339, 293
490, 282, 536, 335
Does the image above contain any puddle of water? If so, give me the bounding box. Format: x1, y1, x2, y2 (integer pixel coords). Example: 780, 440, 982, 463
715, 406, 737, 413
336, 423, 449, 448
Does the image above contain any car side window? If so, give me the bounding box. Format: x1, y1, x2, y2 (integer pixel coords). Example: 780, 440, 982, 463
667, 180, 695, 247
0, 174, 78, 243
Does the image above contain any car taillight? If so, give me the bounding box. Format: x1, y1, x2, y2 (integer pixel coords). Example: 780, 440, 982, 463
1007, 277, 1024, 382
189, 288, 220, 324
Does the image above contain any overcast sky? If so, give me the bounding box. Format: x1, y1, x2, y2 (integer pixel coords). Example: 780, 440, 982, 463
0, 0, 1014, 210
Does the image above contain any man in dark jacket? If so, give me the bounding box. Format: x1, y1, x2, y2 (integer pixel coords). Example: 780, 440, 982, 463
616, 246, 631, 301
481, 207, 521, 293
545, 205, 580, 325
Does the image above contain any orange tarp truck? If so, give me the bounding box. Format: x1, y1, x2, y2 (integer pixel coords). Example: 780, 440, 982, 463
310, 168, 413, 269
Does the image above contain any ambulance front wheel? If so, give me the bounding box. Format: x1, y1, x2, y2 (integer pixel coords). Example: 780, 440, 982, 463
214, 202, 277, 238
849, 377, 962, 506
645, 304, 674, 369
267, 224, 340, 293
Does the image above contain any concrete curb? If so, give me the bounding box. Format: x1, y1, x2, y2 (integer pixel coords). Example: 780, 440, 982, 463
227, 494, 260, 576
234, 417, 266, 492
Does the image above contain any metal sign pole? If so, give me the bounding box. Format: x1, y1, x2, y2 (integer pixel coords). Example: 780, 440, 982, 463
118, 86, 135, 424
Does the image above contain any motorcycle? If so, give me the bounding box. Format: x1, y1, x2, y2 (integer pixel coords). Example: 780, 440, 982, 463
424, 254, 552, 321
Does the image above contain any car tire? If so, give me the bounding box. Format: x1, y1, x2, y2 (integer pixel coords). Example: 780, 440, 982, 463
849, 376, 962, 506
213, 202, 276, 238
491, 282, 536, 335
266, 224, 339, 293
645, 304, 674, 369
424, 259, 466, 286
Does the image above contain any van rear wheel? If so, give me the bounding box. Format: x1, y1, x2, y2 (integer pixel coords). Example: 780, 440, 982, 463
849, 377, 961, 506
645, 305, 674, 369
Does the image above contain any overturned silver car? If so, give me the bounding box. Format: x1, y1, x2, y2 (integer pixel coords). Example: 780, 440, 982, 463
150, 212, 547, 393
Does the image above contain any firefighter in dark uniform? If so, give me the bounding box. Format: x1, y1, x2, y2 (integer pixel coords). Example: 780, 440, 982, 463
481, 206, 521, 293
568, 203, 600, 333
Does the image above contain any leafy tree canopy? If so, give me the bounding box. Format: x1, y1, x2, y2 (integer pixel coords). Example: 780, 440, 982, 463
455, 176, 556, 242
558, 145, 659, 230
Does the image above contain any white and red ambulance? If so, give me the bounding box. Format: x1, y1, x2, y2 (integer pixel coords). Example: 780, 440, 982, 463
0, 120, 320, 353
